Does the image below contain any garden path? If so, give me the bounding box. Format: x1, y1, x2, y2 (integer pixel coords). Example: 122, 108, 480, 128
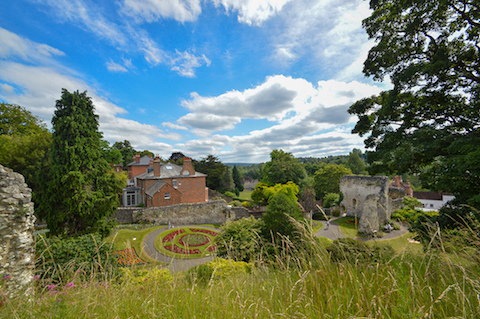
143, 225, 221, 273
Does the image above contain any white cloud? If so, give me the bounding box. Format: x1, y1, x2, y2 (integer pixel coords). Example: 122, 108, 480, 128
106, 60, 128, 72
213, 0, 291, 26
170, 50, 211, 77
121, 0, 202, 23
270, 0, 372, 80
0, 83, 15, 94
162, 122, 189, 130
36, 0, 127, 46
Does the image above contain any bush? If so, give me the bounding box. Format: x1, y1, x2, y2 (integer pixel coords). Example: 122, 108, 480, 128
229, 200, 242, 207
121, 267, 173, 285
241, 201, 253, 208
327, 238, 394, 264
312, 213, 330, 221
331, 209, 340, 217
216, 217, 264, 262
35, 234, 116, 282
187, 258, 253, 284
323, 193, 340, 208
224, 191, 236, 198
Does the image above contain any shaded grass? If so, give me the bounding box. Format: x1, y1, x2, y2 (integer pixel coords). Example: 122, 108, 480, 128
365, 232, 424, 255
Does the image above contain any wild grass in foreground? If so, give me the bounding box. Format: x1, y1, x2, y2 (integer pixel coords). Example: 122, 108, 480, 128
1, 222, 479, 318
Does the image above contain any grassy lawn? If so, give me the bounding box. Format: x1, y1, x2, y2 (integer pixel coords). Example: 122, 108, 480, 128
238, 190, 253, 200
335, 216, 360, 237
310, 220, 324, 234
104, 226, 165, 265
365, 232, 424, 255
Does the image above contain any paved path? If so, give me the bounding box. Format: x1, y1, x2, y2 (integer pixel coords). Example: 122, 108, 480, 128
143, 225, 221, 273
313, 216, 409, 241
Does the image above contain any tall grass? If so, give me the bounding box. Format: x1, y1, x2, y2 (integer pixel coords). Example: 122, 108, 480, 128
1, 220, 479, 318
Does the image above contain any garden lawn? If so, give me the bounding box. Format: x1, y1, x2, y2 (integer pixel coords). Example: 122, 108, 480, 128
238, 190, 252, 201
365, 232, 424, 255
104, 226, 165, 265
335, 217, 360, 238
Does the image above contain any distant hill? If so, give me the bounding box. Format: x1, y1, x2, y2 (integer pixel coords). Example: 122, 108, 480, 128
225, 163, 260, 167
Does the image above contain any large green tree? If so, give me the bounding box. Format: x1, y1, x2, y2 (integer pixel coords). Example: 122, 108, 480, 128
113, 140, 136, 169
314, 164, 352, 200
347, 149, 366, 175
262, 149, 306, 185
0, 103, 51, 196
232, 165, 244, 192
195, 154, 226, 191
349, 0, 480, 207
37, 90, 123, 236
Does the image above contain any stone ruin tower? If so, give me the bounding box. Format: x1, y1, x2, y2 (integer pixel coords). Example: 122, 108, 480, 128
0, 164, 36, 298
339, 175, 412, 235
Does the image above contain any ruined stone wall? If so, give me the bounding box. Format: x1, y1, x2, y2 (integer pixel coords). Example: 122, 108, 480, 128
0, 165, 36, 298
133, 200, 232, 225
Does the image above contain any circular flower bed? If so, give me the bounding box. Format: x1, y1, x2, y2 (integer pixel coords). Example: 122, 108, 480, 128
157, 227, 219, 259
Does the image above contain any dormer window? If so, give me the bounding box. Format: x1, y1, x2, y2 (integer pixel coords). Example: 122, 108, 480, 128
166, 166, 173, 170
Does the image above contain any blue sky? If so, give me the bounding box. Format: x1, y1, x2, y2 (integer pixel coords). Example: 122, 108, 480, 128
0, 0, 390, 163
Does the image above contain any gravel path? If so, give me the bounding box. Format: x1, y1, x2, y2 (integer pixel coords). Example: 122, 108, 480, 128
143, 225, 221, 273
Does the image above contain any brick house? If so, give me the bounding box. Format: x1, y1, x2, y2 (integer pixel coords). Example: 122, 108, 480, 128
122, 156, 208, 207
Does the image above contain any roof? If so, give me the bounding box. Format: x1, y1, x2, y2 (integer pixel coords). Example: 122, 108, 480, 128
413, 191, 443, 200
145, 180, 166, 197
136, 162, 206, 180
127, 155, 153, 167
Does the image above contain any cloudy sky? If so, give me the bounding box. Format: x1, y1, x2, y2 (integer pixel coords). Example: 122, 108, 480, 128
0, 0, 389, 163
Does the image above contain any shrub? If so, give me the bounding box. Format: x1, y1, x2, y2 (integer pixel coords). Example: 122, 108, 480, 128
331, 209, 340, 217
312, 213, 330, 221
241, 201, 253, 208
216, 217, 264, 262
35, 234, 116, 282
224, 191, 236, 198
187, 258, 253, 284
229, 200, 242, 207
323, 193, 340, 208
327, 238, 394, 264
121, 267, 173, 285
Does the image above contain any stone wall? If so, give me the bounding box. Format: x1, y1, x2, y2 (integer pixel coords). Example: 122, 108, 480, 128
340, 175, 405, 235
110, 207, 143, 224
133, 200, 232, 225
0, 165, 36, 298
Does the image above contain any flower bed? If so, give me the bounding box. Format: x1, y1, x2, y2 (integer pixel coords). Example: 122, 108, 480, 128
162, 229, 186, 243
112, 248, 146, 266
157, 227, 219, 259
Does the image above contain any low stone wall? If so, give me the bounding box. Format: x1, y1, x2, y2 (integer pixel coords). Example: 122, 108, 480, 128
0, 165, 36, 298
110, 207, 143, 224
133, 200, 232, 225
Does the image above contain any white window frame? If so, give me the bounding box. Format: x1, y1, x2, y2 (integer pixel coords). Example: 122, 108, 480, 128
164, 192, 171, 200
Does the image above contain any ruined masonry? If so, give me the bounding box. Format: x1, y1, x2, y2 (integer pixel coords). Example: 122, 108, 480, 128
0, 164, 36, 298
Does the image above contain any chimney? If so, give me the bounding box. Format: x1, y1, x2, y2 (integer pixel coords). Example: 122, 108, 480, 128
394, 175, 402, 187
181, 157, 195, 176
153, 155, 161, 177
405, 180, 413, 197
134, 153, 141, 163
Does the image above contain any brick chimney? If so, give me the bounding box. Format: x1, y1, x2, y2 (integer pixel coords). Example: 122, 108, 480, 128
393, 175, 402, 187
153, 155, 161, 177
405, 180, 413, 197
181, 157, 195, 176
134, 153, 141, 163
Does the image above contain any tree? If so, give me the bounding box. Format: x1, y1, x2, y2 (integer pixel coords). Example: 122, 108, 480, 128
220, 166, 235, 193
251, 182, 299, 205
262, 149, 306, 185
347, 150, 366, 174
0, 103, 51, 196
349, 0, 480, 207
100, 139, 123, 164
261, 192, 303, 243
139, 150, 155, 158
314, 164, 352, 200
195, 155, 226, 191
232, 165, 244, 192
0, 102, 47, 135
113, 140, 136, 169
37, 89, 123, 236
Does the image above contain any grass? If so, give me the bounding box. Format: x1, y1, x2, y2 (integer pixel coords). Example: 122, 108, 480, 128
365, 231, 424, 255
238, 190, 252, 200
104, 226, 165, 265
335, 216, 360, 237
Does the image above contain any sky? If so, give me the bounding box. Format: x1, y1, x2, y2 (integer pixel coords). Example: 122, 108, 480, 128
0, 0, 390, 163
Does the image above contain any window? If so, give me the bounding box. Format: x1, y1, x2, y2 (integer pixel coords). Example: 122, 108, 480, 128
164, 192, 171, 200
353, 198, 357, 208
173, 179, 178, 188
126, 191, 136, 206
166, 166, 173, 170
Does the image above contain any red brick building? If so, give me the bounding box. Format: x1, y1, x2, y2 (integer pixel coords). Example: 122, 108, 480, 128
122, 156, 208, 207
